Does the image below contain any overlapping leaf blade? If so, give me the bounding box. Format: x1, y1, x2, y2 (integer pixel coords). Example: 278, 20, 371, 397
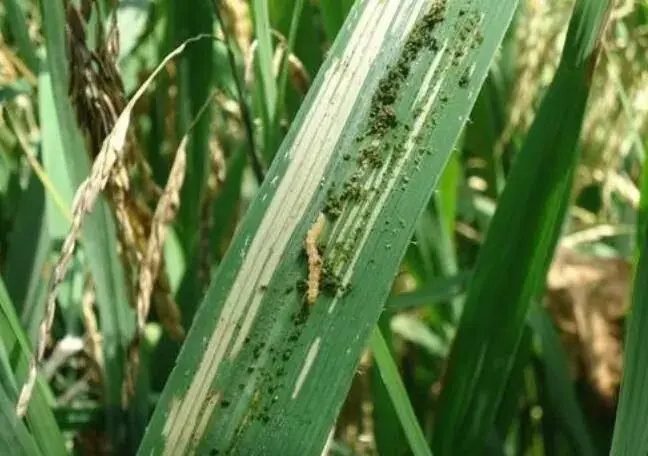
138, 1, 518, 454
432, 1, 612, 454
0, 279, 66, 456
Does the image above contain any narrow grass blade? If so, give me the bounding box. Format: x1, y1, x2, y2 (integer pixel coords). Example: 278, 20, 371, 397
528, 305, 595, 456
492, 327, 533, 444
386, 272, 471, 311
172, 0, 213, 253
0, 342, 30, 455
252, 0, 277, 116
432, 2, 612, 454
0, 279, 66, 456
208, 148, 247, 258
39, 70, 73, 238
370, 326, 433, 456
464, 66, 512, 199
147, 0, 174, 185
0, 331, 38, 456
273, 0, 304, 149
271, 1, 325, 118
611, 233, 648, 454
407, 210, 436, 279
252, 0, 278, 157
3, 177, 50, 345
0, 385, 40, 456
139, 1, 518, 454
4, 0, 39, 73
371, 316, 409, 456
636, 113, 648, 255
39, 0, 133, 442
390, 314, 448, 358
437, 152, 460, 246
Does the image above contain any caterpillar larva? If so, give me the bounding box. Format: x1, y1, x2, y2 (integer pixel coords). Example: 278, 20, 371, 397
305, 213, 326, 304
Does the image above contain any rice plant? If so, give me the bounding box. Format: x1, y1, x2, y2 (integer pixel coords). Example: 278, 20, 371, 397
0, 0, 646, 454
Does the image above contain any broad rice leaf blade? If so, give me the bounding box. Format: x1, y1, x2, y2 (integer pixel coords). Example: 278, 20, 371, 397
138, 1, 518, 454
39, 0, 134, 441
432, 1, 612, 454
0, 279, 66, 456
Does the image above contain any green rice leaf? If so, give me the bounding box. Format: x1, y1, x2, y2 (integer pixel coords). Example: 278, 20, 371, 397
370, 326, 433, 456
138, 1, 518, 453
432, 1, 612, 453
611, 228, 648, 455
0, 278, 66, 456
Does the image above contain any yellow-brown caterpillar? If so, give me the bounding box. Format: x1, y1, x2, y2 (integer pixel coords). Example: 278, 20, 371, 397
305, 213, 326, 304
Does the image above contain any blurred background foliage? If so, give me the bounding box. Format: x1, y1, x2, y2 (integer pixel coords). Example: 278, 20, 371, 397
0, 0, 647, 454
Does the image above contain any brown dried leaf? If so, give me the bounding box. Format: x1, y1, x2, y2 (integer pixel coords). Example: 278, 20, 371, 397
135, 136, 187, 336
